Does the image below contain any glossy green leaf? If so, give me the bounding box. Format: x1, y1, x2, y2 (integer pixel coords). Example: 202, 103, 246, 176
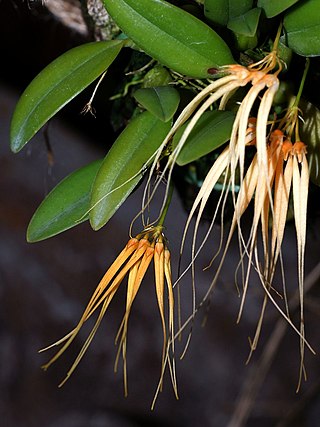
10, 40, 124, 153
258, 0, 300, 18
284, 0, 320, 56
134, 86, 180, 122
27, 159, 103, 242
173, 110, 235, 166
234, 33, 258, 51
142, 65, 172, 88
204, 0, 252, 26
102, 0, 234, 78
204, 0, 229, 26
300, 100, 320, 186
228, 8, 261, 37
229, 0, 253, 19
90, 111, 171, 230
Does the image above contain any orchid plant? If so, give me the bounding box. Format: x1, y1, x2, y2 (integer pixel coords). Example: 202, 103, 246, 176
10, 0, 320, 405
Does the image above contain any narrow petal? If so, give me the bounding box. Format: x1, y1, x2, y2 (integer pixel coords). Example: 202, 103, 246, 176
58, 287, 118, 387
86, 238, 150, 317
154, 240, 166, 390
179, 147, 231, 271
40, 239, 139, 368
255, 76, 279, 174
114, 259, 141, 396
270, 152, 293, 278
115, 243, 155, 396
41, 238, 148, 377
292, 150, 309, 390
237, 140, 281, 322
230, 80, 266, 185
83, 238, 139, 318
152, 248, 178, 409
164, 249, 178, 393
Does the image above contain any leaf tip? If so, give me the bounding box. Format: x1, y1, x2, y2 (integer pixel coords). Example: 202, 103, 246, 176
9, 129, 24, 153
26, 229, 39, 244
89, 215, 104, 231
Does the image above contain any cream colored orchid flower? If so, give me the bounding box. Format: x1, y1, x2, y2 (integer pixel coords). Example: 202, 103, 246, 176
175, 67, 280, 314
40, 225, 177, 405
167, 53, 315, 384
176, 119, 314, 385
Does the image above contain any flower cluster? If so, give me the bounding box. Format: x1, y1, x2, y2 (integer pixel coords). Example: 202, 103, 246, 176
41, 225, 177, 404
147, 46, 313, 384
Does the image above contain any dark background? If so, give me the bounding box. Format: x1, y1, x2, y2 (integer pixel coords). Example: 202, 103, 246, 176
2, 1, 320, 426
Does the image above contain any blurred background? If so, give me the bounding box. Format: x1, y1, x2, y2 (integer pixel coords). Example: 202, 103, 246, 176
2, 1, 320, 426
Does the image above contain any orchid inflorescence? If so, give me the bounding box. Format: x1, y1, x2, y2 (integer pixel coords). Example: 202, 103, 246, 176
41, 30, 314, 402
41, 225, 178, 407
143, 33, 314, 385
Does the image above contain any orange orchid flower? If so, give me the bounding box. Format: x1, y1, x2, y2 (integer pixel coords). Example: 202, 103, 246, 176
40, 225, 177, 406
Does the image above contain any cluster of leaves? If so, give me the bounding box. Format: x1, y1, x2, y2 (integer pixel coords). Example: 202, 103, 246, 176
10, 0, 320, 242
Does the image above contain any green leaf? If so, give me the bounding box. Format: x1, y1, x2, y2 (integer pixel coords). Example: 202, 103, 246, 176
204, 0, 253, 26
102, 0, 234, 78
142, 65, 172, 88
27, 159, 103, 242
204, 0, 229, 26
228, 8, 261, 37
173, 110, 235, 166
299, 100, 320, 186
234, 33, 258, 51
284, 0, 320, 56
90, 111, 171, 230
229, 0, 253, 19
134, 86, 180, 122
10, 40, 123, 153
258, 0, 300, 18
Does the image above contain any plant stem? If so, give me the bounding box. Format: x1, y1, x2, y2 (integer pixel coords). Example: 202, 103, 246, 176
157, 181, 174, 227
293, 58, 310, 140
273, 21, 283, 53
294, 57, 310, 108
